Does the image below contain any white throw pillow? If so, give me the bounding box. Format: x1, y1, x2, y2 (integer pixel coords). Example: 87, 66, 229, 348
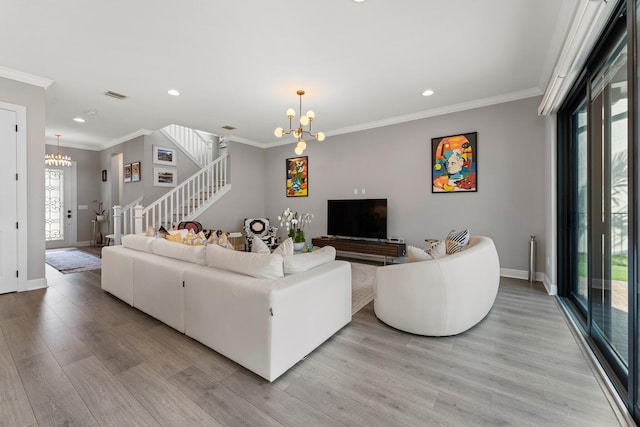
207, 243, 284, 279
273, 237, 294, 257
426, 240, 447, 259
121, 234, 155, 253
283, 246, 336, 275
151, 238, 207, 265
407, 245, 433, 262
251, 235, 270, 254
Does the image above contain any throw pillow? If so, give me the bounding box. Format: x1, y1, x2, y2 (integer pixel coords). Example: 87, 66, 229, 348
156, 225, 169, 238
183, 231, 203, 246
283, 246, 336, 275
445, 229, 471, 254
177, 220, 203, 233
273, 237, 293, 257
165, 232, 183, 243
251, 235, 270, 254
407, 245, 433, 262
145, 227, 157, 237
206, 243, 284, 279
426, 239, 447, 259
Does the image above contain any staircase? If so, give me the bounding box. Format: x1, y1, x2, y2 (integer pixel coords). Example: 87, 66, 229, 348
113, 125, 230, 243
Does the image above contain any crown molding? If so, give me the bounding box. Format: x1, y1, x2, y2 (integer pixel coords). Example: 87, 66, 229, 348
0, 66, 53, 88
262, 88, 543, 149
46, 139, 103, 151
221, 135, 265, 148
98, 129, 154, 150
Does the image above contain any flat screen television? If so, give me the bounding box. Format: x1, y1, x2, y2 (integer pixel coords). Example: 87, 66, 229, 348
327, 199, 387, 240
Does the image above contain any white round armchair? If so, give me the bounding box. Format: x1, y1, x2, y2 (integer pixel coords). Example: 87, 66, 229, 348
374, 236, 500, 336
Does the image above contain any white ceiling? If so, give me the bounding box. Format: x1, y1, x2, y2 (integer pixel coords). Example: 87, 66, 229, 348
1, 0, 577, 149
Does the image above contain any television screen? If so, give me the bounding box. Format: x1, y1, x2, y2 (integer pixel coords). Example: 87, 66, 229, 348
327, 199, 387, 239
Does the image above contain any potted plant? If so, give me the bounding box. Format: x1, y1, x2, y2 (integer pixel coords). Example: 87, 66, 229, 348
93, 200, 106, 221
279, 208, 314, 251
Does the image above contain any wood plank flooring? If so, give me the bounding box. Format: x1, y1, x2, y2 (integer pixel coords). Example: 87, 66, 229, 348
0, 262, 624, 426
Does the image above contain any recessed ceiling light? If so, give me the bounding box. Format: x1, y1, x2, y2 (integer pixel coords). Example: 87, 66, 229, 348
168, 89, 180, 96
73, 117, 85, 123
353, 0, 366, 2
422, 89, 434, 97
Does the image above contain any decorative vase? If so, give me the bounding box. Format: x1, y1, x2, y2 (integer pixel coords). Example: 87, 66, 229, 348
293, 242, 305, 251
96, 215, 105, 221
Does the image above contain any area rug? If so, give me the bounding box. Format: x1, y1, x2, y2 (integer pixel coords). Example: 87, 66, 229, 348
45, 248, 102, 274
350, 262, 377, 314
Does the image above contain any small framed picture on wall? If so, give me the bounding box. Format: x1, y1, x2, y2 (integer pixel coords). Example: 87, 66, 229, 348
431, 132, 477, 193
131, 161, 141, 182
153, 145, 177, 166
124, 163, 132, 183
286, 156, 308, 197
154, 167, 177, 187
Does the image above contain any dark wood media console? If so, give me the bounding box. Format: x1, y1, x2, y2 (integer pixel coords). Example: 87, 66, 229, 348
312, 237, 406, 262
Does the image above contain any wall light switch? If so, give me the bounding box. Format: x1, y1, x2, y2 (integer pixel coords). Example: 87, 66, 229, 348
354, 188, 358, 195
361, 188, 366, 194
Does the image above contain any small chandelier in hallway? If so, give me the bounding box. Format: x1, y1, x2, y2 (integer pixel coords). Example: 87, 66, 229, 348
45, 134, 72, 167
274, 90, 325, 155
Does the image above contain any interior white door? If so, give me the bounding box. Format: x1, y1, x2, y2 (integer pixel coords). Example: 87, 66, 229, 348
0, 108, 18, 294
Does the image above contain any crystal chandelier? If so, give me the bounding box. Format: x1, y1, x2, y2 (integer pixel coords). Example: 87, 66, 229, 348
45, 134, 72, 167
274, 90, 325, 155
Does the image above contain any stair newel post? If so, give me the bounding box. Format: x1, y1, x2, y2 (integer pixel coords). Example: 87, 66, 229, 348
134, 204, 144, 234
113, 205, 123, 245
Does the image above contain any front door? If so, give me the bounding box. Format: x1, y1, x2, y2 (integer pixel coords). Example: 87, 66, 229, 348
45, 164, 76, 249
0, 107, 18, 294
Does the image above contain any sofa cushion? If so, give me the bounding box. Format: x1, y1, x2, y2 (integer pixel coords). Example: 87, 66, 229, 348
273, 237, 294, 257
151, 237, 207, 265
121, 234, 155, 253
283, 246, 336, 275
407, 245, 433, 262
206, 243, 284, 279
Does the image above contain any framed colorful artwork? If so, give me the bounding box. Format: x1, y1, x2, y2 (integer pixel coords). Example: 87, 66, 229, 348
153, 145, 177, 166
286, 156, 308, 197
431, 132, 477, 193
154, 167, 177, 187
131, 161, 141, 182
123, 163, 132, 183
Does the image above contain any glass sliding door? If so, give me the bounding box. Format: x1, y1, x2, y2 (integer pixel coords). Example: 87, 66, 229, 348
589, 33, 629, 372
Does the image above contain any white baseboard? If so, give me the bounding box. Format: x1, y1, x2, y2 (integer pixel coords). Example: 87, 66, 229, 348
20, 278, 48, 292
500, 268, 555, 295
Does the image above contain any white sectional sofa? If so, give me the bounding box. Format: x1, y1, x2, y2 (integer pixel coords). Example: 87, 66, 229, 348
102, 235, 352, 382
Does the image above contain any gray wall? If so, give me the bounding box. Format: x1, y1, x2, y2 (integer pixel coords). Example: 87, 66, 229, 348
194, 141, 267, 232
45, 144, 101, 242
0, 77, 46, 282
264, 96, 547, 273
99, 131, 200, 212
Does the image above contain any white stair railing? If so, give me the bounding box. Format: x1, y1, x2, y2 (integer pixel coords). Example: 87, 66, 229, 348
122, 195, 144, 234
161, 124, 212, 167
142, 151, 230, 231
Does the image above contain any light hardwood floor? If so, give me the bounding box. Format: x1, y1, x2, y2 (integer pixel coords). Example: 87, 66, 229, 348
0, 262, 624, 426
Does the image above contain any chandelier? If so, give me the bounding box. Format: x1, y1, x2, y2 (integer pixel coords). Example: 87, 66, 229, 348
45, 134, 72, 167
274, 90, 325, 155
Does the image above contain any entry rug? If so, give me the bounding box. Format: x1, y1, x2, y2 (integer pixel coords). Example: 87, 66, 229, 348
350, 262, 377, 314
46, 248, 102, 274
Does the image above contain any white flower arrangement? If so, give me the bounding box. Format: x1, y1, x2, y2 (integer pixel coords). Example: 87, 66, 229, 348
278, 208, 314, 243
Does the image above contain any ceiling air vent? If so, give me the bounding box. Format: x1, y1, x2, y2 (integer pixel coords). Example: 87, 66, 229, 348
222, 125, 236, 130
104, 90, 127, 100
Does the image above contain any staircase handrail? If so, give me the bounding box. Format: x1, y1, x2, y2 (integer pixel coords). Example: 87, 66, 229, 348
161, 124, 212, 167
142, 151, 229, 231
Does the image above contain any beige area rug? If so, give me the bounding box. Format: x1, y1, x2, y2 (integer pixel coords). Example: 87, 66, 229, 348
350, 262, 378, 314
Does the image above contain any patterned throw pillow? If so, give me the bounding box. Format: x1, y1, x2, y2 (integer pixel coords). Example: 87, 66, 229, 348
165, 232, 183, 243
407, 245, 433, 262
204, 230, 234, 250
445, 229, 470, 254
